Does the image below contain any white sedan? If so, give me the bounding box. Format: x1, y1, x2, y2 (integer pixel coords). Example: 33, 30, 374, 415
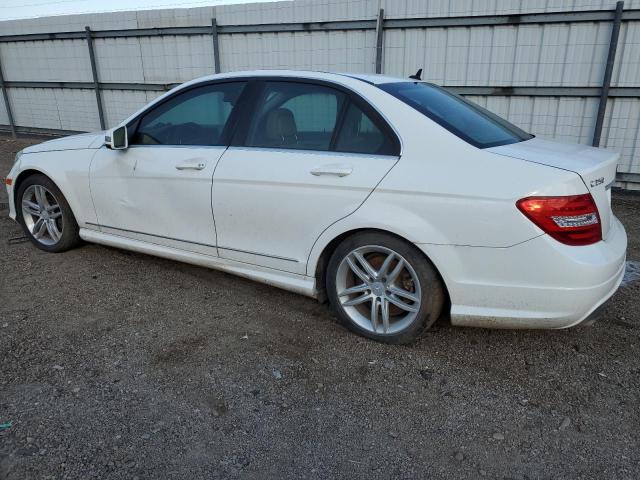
4, 70, 627, 343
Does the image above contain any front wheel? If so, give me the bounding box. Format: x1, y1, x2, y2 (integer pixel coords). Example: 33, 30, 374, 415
16, 174, 81, 253
326, 232, 445, 344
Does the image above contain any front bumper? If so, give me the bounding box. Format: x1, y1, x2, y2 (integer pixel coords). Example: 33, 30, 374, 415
418, 215, 627, 329
5, 159, 19, 221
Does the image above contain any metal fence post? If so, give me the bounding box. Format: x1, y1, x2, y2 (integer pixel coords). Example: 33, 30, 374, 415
85, 26, 106, 130
0, 54, 16, 138
211, 17, 221, 74
374, 8, 385, 74
592, 1, 624, 147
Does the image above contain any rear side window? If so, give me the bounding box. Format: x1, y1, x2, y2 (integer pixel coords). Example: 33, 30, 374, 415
246, 82, 345, 151
335, 103, 395, 155
132, 82, 246, 146
379, 82, 532, 149
244, 80, 399, 155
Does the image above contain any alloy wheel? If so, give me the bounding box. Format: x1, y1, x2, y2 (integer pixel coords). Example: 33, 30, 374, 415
335, 245, 422, 335
21, 184, 64, 246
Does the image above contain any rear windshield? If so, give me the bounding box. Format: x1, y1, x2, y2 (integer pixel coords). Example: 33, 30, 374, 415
379, 82, 533, 149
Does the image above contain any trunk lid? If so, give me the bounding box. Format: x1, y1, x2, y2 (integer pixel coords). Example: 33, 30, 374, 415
488, 137, 618, 238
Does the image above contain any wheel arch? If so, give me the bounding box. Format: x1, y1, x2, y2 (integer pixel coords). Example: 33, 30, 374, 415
12, 166, 92, 230
312, 227, 451, 314
12, 168, 46, 202
12, 150, 99, 228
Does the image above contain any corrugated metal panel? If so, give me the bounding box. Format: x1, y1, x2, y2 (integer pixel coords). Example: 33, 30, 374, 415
135, 7, 216, 28
220, 30, 376, 72
462, 95, 599, 146
94, 38, 145, 83
1, 0, 640, 34
138, 35, 215, 82
0, 11, 138, 35
0, 0, 637, 180
383, 22, 611, 86
10, 87, 100, 131
101, 89, 149, 128
382, 0, 640, 18
0, 93, 8, 125
601, 97, 640, 173
0, 40, 92, 82
217, 0, 376, 24
613, 22, 640, 86
53, 88, 101, 131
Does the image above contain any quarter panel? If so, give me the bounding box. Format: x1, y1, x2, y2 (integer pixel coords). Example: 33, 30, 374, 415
305, 81, 591, 276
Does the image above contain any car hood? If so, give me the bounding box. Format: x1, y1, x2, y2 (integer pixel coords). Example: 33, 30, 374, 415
23, 131, 106, 154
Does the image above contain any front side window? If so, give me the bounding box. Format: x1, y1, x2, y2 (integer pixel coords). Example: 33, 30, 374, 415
246, 82, 346, 151
379, 82, 533, 149
132, 82, 246, 146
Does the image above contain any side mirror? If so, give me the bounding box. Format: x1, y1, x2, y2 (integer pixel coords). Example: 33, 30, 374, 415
105, 125, 128, 150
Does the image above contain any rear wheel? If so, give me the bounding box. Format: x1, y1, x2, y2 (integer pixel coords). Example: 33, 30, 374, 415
16, 174, 81, 253
327, 232, 444, 344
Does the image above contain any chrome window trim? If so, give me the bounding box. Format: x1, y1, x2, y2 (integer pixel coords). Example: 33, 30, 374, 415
125, 144, 228, 150
225, 145, 399, 160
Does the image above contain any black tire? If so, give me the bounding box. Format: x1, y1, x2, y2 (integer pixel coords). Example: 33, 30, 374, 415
15, 173, 82, 253
326, 231, 445, 344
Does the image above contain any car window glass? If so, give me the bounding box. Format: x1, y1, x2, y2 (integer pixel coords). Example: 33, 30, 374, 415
246, 82, 345, 151
334, 102, 395, 155
132, 82, 246, 146
380, 82, 532, 149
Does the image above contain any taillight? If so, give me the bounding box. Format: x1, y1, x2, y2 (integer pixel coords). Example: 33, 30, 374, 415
516, 194, 602, 246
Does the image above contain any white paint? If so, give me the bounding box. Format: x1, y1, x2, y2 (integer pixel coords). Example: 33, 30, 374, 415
4, 70, 629, 330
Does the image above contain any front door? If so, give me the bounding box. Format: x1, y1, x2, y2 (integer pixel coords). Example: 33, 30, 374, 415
89, 81, 247, 256
212, 80, 400, 274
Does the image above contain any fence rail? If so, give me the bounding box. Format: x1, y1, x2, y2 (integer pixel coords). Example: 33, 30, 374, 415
0, 2, 638, 185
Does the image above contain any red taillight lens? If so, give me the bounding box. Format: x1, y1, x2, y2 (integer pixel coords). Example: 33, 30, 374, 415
516, 194, 602, 246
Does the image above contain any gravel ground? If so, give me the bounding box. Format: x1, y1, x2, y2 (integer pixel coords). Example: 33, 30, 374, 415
1, 134, 639, 480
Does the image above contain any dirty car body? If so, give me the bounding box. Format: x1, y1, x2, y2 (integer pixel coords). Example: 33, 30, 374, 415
5, 70, 627, 342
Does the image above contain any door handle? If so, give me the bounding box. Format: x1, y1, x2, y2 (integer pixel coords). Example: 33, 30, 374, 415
175, 162, 206, 171
310, 164, 353, 177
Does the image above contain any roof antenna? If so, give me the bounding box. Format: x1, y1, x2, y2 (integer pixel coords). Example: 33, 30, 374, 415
409, 68, 422, 81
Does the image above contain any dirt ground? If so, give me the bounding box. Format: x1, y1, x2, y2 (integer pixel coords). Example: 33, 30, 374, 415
1, 134, 639, 480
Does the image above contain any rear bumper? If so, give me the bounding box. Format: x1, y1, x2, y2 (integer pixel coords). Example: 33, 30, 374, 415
418, 215, 627, 329
578, 301, 609, 327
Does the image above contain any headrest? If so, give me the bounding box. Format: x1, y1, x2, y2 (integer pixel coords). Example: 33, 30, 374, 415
265, 108, 297, 142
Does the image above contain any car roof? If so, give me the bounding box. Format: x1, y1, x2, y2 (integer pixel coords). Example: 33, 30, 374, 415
336, 72, 409, 85
177, 70, 409, 89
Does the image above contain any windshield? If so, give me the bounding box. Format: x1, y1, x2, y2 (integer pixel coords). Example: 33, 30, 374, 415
379, 82, 533, 149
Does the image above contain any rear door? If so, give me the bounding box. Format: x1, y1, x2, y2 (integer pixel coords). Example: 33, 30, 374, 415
211, 79, 401, 274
